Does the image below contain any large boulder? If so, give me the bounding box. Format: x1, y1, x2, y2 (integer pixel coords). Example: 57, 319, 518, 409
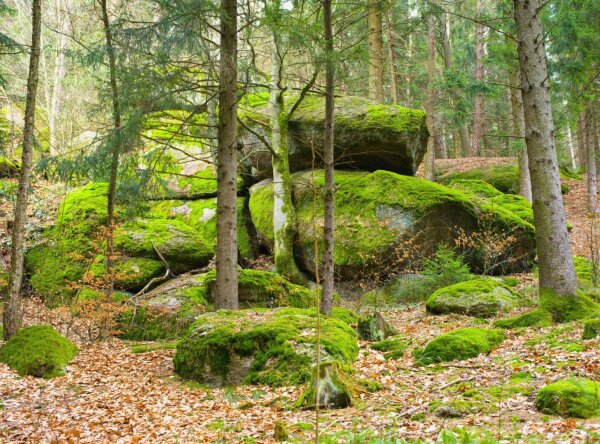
413, 327, 504, 365
173, 307, 358, 387
426, 278, 526, 318
535, 378, 600, 419
119, 269, 318, 340
0, 324, 78, 378
249, 170, 535, 280
240, 95, 428, 179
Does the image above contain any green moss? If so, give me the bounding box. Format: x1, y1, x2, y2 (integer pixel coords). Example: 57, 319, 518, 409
559, 166, 581, 180
574, 256, 596, 286
56, 183, 109, 235
0, 324, 77, 378
526, 325, 586, 352
439, 164, 520, 194
295, 361, 355, 409
426, 278, 526, 318
370, 337, 408, 360
0, 269, 8, 297
173, 308, 358, 387
535, 378, 600, 418
0, 156, 19, 177
413, 327, 505, 365
583, 319, 600, 340
494, 308, 553, 329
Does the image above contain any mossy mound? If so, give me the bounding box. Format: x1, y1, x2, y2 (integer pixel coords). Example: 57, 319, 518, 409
295, 361, 355, 409
0, 156, 19, 178
240, 95, 428, 179
413, 327, 504, 365
370, 337, 408, 360
0, 324, 77, 378
574, 256, 597, 287
249, 170, 535, 279
120, 269, 319, 340
535, 378, 600, 418
426, 278, 526, 318
583, 319, 600, 340
173, 307, 358, 387
438, 163, 520, 194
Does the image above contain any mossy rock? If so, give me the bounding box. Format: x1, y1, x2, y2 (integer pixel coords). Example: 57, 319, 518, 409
240, 95, 428, 179
0, 324, 77, 378
370, 336, 407, 360
295, 361, 354, 409
535, 378, 600, 418
249, 170, 535, 280
89, 256, 165, 292
438, 163, 520, 194
56, 183, 110, 235
0, 156, 19, 178
582, 319, 600, 340
425, 278, 526, 318
115, 218, 214, 273
413, 327, 504, 365
357, 312, 397, 341
173, 307, 358, 387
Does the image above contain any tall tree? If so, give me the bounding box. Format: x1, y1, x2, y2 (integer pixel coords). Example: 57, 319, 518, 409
3, 0, 42, 340
513, 0, 577, 299
385, 4, 398, 105
424, 12, 436, 181
586, 103, 597, 215
508, 65, 532, 202
367, 0, 384, 103
215, 0, 239, 309
321, 0, 335, 315
471, 0, 485, 156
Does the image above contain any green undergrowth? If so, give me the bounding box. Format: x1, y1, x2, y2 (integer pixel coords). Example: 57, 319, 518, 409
413, 327, 505, 365
526, 324, 586, 352
0, 324, 77, 378
582, 318, 600, 339
173, 307, 358, 387
536, 378, 600, 419
370, 337, 408, 360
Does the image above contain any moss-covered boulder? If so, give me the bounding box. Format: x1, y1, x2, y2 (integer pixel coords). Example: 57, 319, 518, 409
0, 324, 77, 378
414, 327, 504, 365
582, 319, 600, 340
295, 361, 354, 409
370, 336, 408, 360
437, 162, 520, 194
535, 378, 600, 418
240, 95, 428, 179
426, 278, 526, 317
0, 156, 19, 178
173, 307, 358, 387
249, 170, 535, 279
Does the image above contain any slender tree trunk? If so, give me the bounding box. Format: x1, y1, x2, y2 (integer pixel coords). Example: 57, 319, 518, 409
586, 103, 597, 215
424, 14, 436, 181
215, 0, 239, 309
513, 0, 577, 298
269, 42, 306, 286
100, 0, 121, 297
566, 123, 577, 170
439, 11, 471, 156
385, 4, 398, 105
367, 0, 384, 103
435, 123, 446, 159
49, 0, 68, 156
578, 111, 587, 171
508, 67, 532, 202
471, 0, 485, 156
321, 0, 335, 315
3, 0, 42, 340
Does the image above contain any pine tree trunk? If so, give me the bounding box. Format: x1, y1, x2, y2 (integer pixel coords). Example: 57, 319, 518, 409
321, 0, 335, 316
367, 0, 384, 103
424, 14, 436, 182
513, 0, 577, 297
385, 5, 398, 105
3, 0, 42, 340
100, 0, 122, 297
471, 0, 485, 157
578, 111, 587, 171
567, 123, 577, 170
508, 67, 532, 202
586, 103, 597, 215
215, 0, 239, 309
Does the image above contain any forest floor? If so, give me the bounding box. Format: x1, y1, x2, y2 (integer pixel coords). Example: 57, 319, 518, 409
0, 160, 599, 443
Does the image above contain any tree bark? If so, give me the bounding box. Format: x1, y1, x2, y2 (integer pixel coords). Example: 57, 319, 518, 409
508, 67, 532, 202
385, 4, 398, 105
3, 0, 42, 340
321, 0, 335, 315
424, 14, 436, 181
48, 0, 68, 156
566, 123, 577, 170
215, 0, 239, 309
100, 0, 122, 297
513, 0, 577, 297
586, 103, 597, 215
578, 111, 587, 171
367, 0, 384, 103
471, 0, 485, 157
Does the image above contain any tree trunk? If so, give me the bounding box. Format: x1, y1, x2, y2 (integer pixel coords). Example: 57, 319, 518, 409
513, 0, 577, 298
586, 103, 597, 215
424, 14, 436, 182
269, 42, 306, 286
321, 0, 335, 316
508, 67, 532, 202
578, 111, 587, 171
3, 0, 42, 340
434, 123, 446, 159
100, 0, 121, 297
367, 0, 384, 103
439, 11, 471, 157
215, 0, 239, 309
385, 4, 398, 105
48, 0, 68, 156
566, 123, 577, 170
471, 0, 485, 157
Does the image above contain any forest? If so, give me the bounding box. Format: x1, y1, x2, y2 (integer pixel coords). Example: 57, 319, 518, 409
0, 0, 599, 442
